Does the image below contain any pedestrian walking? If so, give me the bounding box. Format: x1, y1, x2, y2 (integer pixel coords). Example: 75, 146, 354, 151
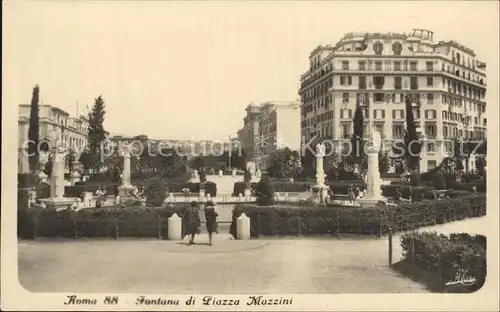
184, 201, 201, 246
204, 201, 219, 246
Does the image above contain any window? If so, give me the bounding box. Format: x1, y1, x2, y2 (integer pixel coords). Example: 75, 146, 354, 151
342, 124, 350, 137
341, 109, 352, 119
363, 109, 369, 118
342, 93, 349, 103
348, 76, 352, 85
443, 126, 448, 138
392, 124, 404, 137
384, 60, 392, 71
394, 61, 401, 71
425, 109, 436, 119
427, 142, 436, 152
394, 76, 402, 89
340, 76, 345, 85
358, 61, 366, 70
427, 93, 434, 104
374, 109, 385, 119
392, 42, 402, 55
373, 76, 385, 89
426, 61, 433, 71
373, 93, 385, 102
375, 61, 383, 70
410, 76, 418, 90
373, 41, 384, 55
413, 109, 421, 119
427, 76, 433, 87
410, 61, 418, 71
342, 61, 349, 70
392, 109, 404, 119
358, 76, 367, 89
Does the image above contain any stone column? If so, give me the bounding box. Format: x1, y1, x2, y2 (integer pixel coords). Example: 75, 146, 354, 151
122, 152, 131, 187
50, 146, 66, 198
419, 135, 428, 173
365, 146, 382, 199
316, 154, 325, 186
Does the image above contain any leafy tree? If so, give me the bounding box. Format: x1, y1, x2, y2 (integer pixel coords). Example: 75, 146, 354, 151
66, 149, 77, 173
190, 156, 205, 171
403, 94, 421, 171
157, 147, 186, 179
266, 148, 301, 179
27, 85, 40, 175
243, 169, 252, 183
78, 151, 94, 171
409, 171, 421, 187
43, 154, 53, 177
144, 177, 167, 207
255, 175, 275, 206
299, 146, 316, 180
199, 169, 207, 183
350, 99, 364, 166
378, 150, 389, 174
102, 145, 122, 182
475, 157, 486, 175
87, 96, 106, 171
433, 172, 447, 190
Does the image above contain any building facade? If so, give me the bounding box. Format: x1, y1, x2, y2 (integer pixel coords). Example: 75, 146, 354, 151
298, 29, 487, 172
18, 104, 110, 174
237, 101, 301, 170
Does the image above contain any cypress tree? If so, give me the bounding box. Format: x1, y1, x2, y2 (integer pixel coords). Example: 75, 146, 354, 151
404, 94, 421, 171
87, 96, 106, 172
27, 85, 40, 174
351, 95, 364, 166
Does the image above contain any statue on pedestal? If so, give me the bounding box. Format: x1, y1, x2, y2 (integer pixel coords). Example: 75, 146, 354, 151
316, 143, 326, 157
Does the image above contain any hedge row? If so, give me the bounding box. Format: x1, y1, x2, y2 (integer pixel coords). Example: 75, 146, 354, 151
67, 181, 218, 197
18, 205, 193, 240
228, 194, 486, 238
398, 232, 486, 293
232, 179, 484, 201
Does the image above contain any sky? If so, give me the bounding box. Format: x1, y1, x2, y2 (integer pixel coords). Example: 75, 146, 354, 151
4, 1, 499, 141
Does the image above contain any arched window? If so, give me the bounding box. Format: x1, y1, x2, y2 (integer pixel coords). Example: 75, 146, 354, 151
373, 41, 383, 55
392, 42, 402, 55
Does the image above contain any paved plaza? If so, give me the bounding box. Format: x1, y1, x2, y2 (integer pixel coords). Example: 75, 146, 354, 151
18, 218, 486, 294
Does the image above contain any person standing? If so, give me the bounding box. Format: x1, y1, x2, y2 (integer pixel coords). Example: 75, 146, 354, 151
184, 201, 201, 246
204, 201, 219, 246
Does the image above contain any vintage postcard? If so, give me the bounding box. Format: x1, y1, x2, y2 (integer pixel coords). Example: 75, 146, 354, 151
2, 0, 499, 311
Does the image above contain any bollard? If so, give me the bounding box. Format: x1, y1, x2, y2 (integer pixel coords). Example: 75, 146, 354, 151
236, 213, 250, 239
168, 213, 183, 241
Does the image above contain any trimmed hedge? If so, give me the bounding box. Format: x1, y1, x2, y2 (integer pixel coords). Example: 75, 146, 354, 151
18, 205, 194, 239
232, 179, 484, 201
232, 180, 368, 197
398, 232, 486, 293
66, 181, 218, 197
229, 205, 383, 238
229, 194, 486, 238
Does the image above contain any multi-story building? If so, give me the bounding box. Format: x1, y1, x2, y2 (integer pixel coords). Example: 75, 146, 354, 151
298, 28, 487, 171
237, 101, 301, 170
237, 103, 262, 165
18, 104, 92, 173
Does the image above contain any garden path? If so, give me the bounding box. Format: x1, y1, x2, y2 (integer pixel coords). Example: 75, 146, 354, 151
18, 217, 487, 294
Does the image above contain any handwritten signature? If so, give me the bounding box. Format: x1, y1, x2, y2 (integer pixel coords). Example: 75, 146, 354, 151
445, 269, 477, 286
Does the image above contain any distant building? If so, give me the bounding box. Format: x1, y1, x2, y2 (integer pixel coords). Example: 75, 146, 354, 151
237, 101, 301, 170
18, 104, 97, 173
298, 28, 487, 172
